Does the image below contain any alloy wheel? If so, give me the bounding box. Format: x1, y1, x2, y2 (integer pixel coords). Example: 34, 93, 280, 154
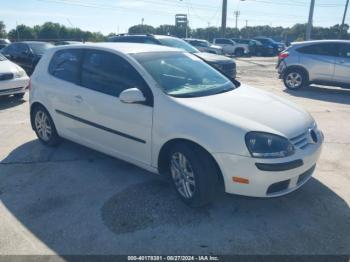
286, 72, 302, 89
170, 152, 196, 199
34, 110, 52, 142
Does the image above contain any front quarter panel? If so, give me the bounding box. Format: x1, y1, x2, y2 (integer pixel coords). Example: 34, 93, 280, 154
151, 94, 249, 168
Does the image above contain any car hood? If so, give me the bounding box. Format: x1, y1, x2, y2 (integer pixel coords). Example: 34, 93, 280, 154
0, 60, 19, 74
194, 52, 234, 64
175, 85, 314, 138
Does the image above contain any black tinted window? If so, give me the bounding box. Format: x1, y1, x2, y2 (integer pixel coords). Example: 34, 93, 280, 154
49, 49, 82, 83
17, 43, 29, 54
216, 39, 231, 44
3, 44, 18, 54
81, 50, 147, 97
297, 43, 340, 57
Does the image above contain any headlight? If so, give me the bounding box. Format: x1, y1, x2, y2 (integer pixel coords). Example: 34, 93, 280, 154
14, 66, 26, 78
245, 132, 295, 158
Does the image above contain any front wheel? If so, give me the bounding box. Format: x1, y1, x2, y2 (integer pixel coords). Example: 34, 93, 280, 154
32, 106, 61, 146
283, 69, 308, 90
167, 143, 220, 207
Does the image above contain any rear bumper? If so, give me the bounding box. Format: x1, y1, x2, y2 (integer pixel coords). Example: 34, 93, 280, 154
213, 134, 323, 197
0, 76, 30, 96
277, 60, 287, 78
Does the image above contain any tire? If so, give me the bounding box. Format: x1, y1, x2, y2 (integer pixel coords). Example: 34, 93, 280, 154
14, 93, 25, 100
235, 48, 244, 57
32, 105, 61, 146
283, 68, 308, 90
166, 143, 220, 207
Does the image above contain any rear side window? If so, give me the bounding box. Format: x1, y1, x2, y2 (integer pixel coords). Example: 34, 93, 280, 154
215, 39, 232, 44
49, 49, 82, 83
297, 43, 340, 57
81, 50, 148, 97
339, 43, 350, 58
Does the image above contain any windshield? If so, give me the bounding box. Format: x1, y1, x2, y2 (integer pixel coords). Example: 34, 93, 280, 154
0, 53, 7, 61
28, 42, 53, 55
157, 37, 199, 53
133, 52, 236, 98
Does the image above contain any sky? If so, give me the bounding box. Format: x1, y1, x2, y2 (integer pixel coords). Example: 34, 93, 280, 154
0, 0, 348, 34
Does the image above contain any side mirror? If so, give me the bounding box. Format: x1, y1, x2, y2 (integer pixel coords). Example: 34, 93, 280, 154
119, 88, 146, 104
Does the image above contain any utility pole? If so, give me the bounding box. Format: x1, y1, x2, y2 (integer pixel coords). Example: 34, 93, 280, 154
306, 0, 315, 40
221, 0, 227, 36
340, 0, 350, 38
234, 11, 240, 30
245, 20, 248, 28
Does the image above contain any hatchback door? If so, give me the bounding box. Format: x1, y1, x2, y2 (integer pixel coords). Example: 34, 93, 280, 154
65, 49, 154, 165
334, 43, 350, 84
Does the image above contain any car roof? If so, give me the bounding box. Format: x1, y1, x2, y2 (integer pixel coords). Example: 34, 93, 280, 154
50, 42, 181, 54
291, 39, 350, 46
19, 41, 52, 44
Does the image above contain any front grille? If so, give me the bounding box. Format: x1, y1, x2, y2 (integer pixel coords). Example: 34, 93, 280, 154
0, 73, 14, 81
290, 130, 309, 149
0, 87, 23, 94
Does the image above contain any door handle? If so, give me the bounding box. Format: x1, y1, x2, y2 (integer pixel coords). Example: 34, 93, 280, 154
74, 95, 83, 103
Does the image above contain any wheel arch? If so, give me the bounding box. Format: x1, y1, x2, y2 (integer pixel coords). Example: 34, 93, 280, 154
157, 138, 224, 184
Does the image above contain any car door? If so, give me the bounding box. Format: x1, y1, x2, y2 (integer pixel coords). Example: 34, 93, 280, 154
215, 39, 234, 54
46, 48, 85, 138
67, 49, 153, 166
297, 43, 339, 82
334, 43, 350, 84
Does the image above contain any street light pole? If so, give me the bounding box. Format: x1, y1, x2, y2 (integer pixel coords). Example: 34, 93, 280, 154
234, 11, 240, 30
306, 0, 315, 40
221, 0, 227, 36
340, 0, 350, 38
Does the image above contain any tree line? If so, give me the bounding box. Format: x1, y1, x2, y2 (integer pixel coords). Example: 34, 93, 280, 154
0, 21, 349, 43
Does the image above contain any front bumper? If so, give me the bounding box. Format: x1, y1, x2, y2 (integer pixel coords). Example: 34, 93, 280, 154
0, 76, 30, 96
213, 134, 323, 197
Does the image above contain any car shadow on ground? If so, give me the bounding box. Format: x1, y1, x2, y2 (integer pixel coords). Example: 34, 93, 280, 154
0, 95, 26, 111
1, 139, 349, 255
284, 85, 350, 105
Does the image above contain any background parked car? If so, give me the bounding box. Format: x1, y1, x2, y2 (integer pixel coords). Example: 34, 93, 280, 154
0, 41, 54, 75
184, 38, 223, 55
277, 40, 350, 90
0, 39, 10, 50
254, 37, 286, 56
231, 38, 268, 56
109, 34, 236, 78
213, 38, 249, 56
0, 53, 29, 99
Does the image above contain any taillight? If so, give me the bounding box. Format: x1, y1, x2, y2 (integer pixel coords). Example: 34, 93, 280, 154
278, 52, 289, 59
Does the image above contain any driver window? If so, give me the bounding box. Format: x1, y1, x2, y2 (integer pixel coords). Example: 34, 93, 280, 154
81, 50, 148, 97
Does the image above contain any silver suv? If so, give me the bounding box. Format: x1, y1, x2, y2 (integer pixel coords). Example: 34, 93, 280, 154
277, 40, 350, 90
